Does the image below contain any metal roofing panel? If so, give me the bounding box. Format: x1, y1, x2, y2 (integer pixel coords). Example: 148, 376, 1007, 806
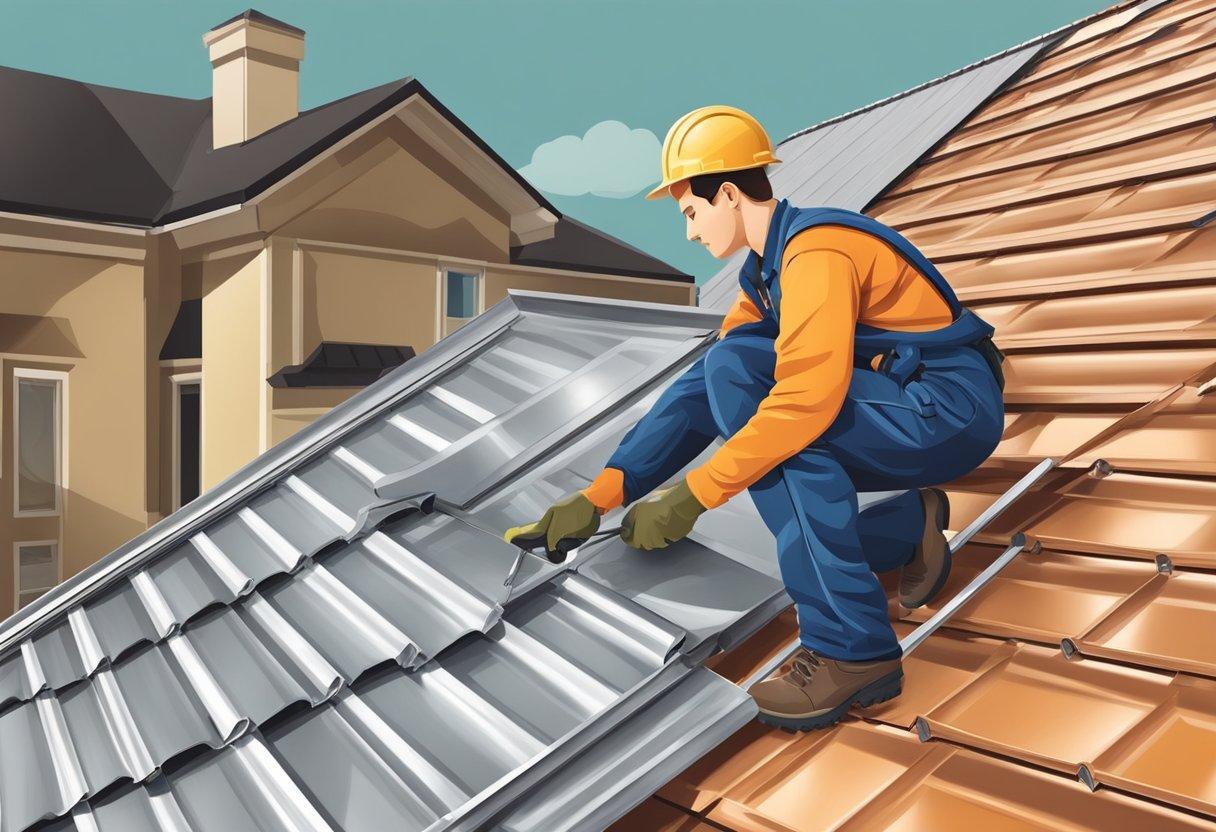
0, 290, 769, 832
697, 41, 1045, 311
492, 667, 756, 832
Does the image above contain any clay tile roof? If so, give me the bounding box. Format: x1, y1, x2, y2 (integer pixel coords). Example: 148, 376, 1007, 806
614, 0, 1216, 827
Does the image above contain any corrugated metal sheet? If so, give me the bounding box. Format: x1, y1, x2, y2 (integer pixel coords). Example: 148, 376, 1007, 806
697, 40, 1049, 311
0, 288, 786, 832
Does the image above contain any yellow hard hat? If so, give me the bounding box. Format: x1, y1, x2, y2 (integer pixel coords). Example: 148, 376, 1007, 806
646, 105, 781, 200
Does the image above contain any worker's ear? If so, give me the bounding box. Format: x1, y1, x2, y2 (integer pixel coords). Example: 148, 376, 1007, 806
715, 181, 742, 209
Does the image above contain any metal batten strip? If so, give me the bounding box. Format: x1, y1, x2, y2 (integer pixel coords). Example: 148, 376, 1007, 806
947, 457, 1056, 552
900, 534, 1032, 655
740, 459, 1056, 690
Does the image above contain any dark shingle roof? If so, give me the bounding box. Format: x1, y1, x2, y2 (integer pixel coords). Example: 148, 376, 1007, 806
208, 8, 306, 36
511, 216, 692, 282
267, 342, 416, 388
0, 65, 689, 280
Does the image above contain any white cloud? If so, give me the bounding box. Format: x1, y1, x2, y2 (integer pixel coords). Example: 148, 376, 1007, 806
519, 120, 660, 199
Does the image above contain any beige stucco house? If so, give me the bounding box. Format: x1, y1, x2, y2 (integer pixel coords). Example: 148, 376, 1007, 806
0, 9, 693, 617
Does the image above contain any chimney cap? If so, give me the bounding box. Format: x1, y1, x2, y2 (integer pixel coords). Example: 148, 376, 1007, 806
208, 8, 305, 37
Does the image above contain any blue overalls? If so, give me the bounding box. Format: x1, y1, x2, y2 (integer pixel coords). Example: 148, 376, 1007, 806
605, 199, 1005, 661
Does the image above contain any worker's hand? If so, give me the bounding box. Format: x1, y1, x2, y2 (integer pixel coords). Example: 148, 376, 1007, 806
503, 492, 600, 558
620, 478, 707, 550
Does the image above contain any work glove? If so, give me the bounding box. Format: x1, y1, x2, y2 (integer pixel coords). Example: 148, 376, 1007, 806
620, 478, 707, 551
503, 492, 600, 560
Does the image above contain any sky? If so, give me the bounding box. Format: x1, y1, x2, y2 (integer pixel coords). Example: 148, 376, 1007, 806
3, 0, 1112, 283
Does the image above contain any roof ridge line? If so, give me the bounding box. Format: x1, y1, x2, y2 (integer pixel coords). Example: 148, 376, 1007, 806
778, 0, 1154, 146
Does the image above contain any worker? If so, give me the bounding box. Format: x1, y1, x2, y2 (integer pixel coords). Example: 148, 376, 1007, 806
505, 105, 1006, 731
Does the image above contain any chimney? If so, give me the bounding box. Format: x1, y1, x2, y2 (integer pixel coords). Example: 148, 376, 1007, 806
203, 9, 305, 149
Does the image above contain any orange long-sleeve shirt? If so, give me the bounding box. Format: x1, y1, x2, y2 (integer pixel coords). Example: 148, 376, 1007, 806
581, 225, 954, 513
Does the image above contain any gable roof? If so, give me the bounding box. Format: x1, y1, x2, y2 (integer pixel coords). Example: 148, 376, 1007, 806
0, 66, 691, 281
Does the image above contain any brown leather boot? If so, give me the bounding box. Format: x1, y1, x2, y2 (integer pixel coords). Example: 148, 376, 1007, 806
899, 487, 952, 609
752, 647, 903, 731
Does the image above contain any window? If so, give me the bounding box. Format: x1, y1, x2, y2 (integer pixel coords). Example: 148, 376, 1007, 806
14, 370, 65, 516
173, 377, 201, 510
443, 268, 482, 336
14, 542, 59, 610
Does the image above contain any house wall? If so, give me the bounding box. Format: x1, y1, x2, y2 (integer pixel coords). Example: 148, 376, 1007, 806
197, 250, 264, 492
0, 238, 149, 617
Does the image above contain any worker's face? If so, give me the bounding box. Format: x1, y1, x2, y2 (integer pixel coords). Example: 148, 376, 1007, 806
672, 180, 746, 259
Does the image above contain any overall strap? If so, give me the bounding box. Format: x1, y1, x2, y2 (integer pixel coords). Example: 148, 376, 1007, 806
772, 206, 965, 320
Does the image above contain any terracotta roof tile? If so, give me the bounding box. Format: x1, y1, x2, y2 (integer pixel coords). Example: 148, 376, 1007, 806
1074, 570, 1216, 675
1067, 382, 1216, 476
916, 644, 1176, 775
863, 623, 1016, 730
1016, 0, 1210, 88
975, 5, 1216, 126
1089, 674, 1216, 815
878, 123, 1216, 228
1016, 471, 1216, 567
899, 546, 1157, 644
836, 736, 1213, 831
883, 77, 1216, 199
704, 721, 947, 832
939, 37, 1216, 156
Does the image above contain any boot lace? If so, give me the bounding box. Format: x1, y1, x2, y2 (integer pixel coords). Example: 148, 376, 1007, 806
788, 650, 824, 687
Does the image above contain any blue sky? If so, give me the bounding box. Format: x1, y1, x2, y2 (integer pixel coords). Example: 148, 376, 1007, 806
5, 0, 1111, 282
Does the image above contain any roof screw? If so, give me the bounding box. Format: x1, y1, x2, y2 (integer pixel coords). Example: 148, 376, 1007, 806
1028, 539, 1043, 555
1089, 459, 1112, 479
1155, 553, 1174, 574
1060, 638, 1078, 659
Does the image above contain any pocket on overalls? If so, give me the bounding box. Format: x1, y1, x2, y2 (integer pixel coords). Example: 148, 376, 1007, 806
857, 343, 936, 418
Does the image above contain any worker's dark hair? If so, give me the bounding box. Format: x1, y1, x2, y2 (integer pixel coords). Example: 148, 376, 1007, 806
688, 167, 773, 203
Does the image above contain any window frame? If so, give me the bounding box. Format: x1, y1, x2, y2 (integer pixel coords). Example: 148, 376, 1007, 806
13, 539, 60, 611
438, 265, 485, 338
12, 367, 68, 518
170, 372, 203, 512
